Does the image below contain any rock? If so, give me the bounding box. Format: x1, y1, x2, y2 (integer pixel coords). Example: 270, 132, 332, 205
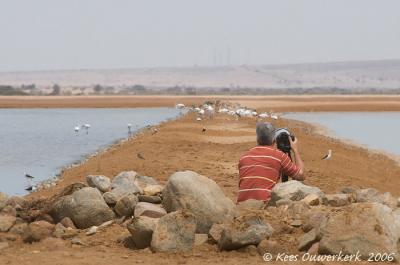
151, 210, 196, 252
270, 180, 323, 205
0, 192, 8, 211
355, 189, 397, 208
143, 185, 163, 196
134, 202, 167, 218
71, 237, 85, 246
99, 220, 114, 228
287, 201, 311, 220
61, 227, 79, 239
50, 187, 115, 229
60, 217, 76, 229
86, 226, 97, 236
162, 171, 235, 233
133, 175, 159, 190
307, 242, 319, 254
103, 191, 120, 205
208, 223, 225, 243
290, 220, 302, 227
218, 213, 274, 251
138, 195, 162, 204
114, 194, 139, 217
298, 228, 320, 251
237, 199, 266, 210
257, 239, 284, 256
53, 223, 67, 238
319, 202, 399, 259
0, 242, 9, 251
1, 205, 17, 217
86, 175, 111, 192
111, 171, 142, 194
301, 194, 321, 206
302, 212, 328, 233
275, 198, 293, 207
194, 234, 208, 246
23, 221, 55, 243
240, 245, 258, 256
127, 216, 158, 249
322, 194, 352, 207
0, 215, 16, 232
340, 186, 358, 194
9, 222, 27, 235
35, 213, 54, 223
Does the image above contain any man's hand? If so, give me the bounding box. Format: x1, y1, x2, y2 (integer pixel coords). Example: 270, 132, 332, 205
289, 135, 299, 152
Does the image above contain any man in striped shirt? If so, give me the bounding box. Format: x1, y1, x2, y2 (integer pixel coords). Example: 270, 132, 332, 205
237, 122, 305, 203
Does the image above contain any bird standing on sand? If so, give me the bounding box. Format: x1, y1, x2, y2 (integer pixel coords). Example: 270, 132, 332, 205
202, 127, 206, 133
322, 150, 332, 160
137, 153, 145, 160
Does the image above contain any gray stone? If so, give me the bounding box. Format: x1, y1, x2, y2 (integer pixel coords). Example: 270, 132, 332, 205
103, 191, 120, 205
270, 180, 323, 205
143, 185, 163, 196
208, 223, 225, 243
60, 217, 76, 229
111, 171, 142, 194
302, 212, 328, 233
287, 201, 311, 220
257, 239, 285, 256
86, 175, 111, 192
50, 187, 115, 229
340, 186, 358, 194
0, 192, 8, 211
0, 215, 16, 232
9, 222, 27, 235
322, 194, 352, 207
275, 198, 293, 207
22, 221, 55, 243
355, 189, 398, 209
134, 202, 166, 218
218, 213, 274, 251
151, 210, 196, 252
127, 216, 158, 249
114, 194, 139, 217
138, 195, 162, 204
319, 202, 399, 259
194, 234, 208, 246
133, 175, 159, 190
1, 205, 16, 217
298, 228, 320, 251
86, 226, 97, 236
53, 223, 67, 238
301, 194, 321, 206
162, 171, 235, 233
237, 199, 266, 210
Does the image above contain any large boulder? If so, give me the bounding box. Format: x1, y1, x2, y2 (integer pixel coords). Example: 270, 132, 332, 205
114, 194, 139, 217
151, 210, 196, 252
127, 216, 158, 249
319, 203, 399, 259
270, 180, 323, 205
0, 215, 16, 232
86, 175, 111, 192
0, 192, 8, 211
218, 213, 274, 251
22, 221, 55, 243
50, 187, 115, 229
162, 171, 235, 233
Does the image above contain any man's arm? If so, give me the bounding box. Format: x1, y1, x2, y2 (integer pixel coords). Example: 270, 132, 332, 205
289, 136, 305, 180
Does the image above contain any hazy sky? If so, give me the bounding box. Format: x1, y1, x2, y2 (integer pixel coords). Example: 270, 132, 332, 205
1, 0, 400, 72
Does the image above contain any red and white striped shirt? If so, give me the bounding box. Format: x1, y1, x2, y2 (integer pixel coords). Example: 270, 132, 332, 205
237, 146, 300, 203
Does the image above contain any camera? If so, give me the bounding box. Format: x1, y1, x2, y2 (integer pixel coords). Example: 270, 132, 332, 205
274, 128, 295, 182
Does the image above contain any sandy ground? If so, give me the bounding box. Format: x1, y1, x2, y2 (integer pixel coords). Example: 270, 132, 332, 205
2, 95, 400, 112
1, 96, 400, 264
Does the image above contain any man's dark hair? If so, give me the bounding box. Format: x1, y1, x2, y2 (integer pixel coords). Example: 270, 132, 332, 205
256, 122, 276, 146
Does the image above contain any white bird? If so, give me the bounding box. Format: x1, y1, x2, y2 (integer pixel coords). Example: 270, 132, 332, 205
258, 113, 269, 119
175, 103, 185, 109
271, 114, 279, 120
196, 117, 202, 121
74, 126, 80, 133
322, 150, 332, 160
82, 124, 91, 134
198, 109, 205, 115
127, 123, 132, 134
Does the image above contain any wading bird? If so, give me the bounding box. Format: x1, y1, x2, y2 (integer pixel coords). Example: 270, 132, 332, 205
74, 126, 80, 133
322, 150, 332, 160
128, 123, 132, 135
82, 124, 91, 134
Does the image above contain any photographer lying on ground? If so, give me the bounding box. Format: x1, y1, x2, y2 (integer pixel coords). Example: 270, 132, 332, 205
237, 122, 305, 204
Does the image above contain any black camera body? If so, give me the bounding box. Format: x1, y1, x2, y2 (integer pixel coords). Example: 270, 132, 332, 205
274, 128, 295, 182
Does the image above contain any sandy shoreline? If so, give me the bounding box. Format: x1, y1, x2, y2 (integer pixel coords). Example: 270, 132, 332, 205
2, 95, 400, 112
2, 95, 400, 265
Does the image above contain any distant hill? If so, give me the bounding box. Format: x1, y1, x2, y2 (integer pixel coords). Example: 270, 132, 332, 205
0, 60, 400, 93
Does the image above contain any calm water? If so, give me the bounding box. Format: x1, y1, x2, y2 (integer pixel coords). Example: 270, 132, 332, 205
0, 108, 182, 195
286, 112, 400, 156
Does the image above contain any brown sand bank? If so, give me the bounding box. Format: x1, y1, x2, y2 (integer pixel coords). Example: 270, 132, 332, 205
2, 95, 400, 112
1, 96, 400, 265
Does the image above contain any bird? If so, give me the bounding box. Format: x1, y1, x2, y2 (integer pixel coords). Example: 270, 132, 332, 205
322, 150, 332, 160
152, 128, 158, 135
25, 185, 33, 192
74, 126, 80, 133
137, 153, 145, 160
25, 173, 34, 179
127, 123, 132, 135
82, 124, 91, 134
202, 127, 206, 133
